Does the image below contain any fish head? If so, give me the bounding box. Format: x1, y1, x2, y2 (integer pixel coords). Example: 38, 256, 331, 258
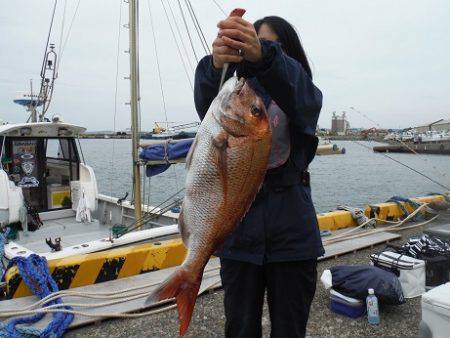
215, 77, 270, 138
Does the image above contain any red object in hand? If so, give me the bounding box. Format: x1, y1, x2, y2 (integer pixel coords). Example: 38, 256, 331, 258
229, 8, 246, 17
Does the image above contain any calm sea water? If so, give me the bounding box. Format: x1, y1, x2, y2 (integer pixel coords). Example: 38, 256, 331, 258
80, 139, 450, 213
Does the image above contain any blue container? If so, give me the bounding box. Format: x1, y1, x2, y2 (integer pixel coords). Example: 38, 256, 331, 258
330, 289, 366, 318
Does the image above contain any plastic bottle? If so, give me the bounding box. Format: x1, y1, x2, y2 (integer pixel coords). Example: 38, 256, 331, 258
366, 288, 380, 325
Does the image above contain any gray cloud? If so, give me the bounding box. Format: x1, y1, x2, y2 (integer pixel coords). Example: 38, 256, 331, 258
1, 0, 449, 130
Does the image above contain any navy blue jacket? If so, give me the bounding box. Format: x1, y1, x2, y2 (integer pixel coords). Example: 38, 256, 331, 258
194, 39, 325, 264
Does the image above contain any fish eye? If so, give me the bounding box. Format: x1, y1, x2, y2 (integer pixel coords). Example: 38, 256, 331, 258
251, 105, 262, 117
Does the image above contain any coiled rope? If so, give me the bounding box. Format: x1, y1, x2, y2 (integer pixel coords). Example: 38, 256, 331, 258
0, 266, 221, 322
0, 255, 73, 338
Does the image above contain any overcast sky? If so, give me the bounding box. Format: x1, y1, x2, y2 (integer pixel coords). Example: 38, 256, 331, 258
1, 0, 449, 131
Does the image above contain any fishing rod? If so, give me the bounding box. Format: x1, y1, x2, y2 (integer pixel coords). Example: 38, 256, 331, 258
219, 8, 246, 90
114, 187, 185, 239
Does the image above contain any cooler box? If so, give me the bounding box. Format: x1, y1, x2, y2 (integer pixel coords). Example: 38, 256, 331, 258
370, 251, 425, 298
420, 282, 450, 338
329, 289, 365, 318
420, 254, 450, 289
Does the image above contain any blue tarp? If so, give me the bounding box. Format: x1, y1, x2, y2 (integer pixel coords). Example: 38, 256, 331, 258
140, 138, 193, 177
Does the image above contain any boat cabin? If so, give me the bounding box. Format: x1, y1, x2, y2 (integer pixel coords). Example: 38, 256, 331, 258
0, 122, 94, 225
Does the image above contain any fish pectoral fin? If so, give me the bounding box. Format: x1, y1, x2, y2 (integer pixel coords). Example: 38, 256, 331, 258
145, 267, 203, 337
185, 137, 198, 171
178, 209, 190, 247
212, 132, 229, 201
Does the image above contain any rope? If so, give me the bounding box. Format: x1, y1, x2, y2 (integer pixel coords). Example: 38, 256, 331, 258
211, 0, 227, 16
386, 196, 426, 221
39, 0, 58, 79
56, 0, 67, 72
109, 0, 124, 198
0, 267, 221, 321
116, 188, 184, 238
353, 141, 450, 191
58, 0, 81, 71
184, 0, 210, 55
155, 0, 193, 91
37, 0, 58, 119
0, 255, 73, 338
337, 205, 376, 228
147, 0, 169, 124
323, 203, 436, 245
165, 0, 195, 73
176, 0, 199, 62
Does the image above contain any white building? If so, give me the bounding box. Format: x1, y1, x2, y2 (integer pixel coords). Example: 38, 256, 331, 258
414, 119, 450, 133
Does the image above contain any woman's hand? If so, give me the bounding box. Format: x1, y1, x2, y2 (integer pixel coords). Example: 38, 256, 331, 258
212, 36, 243, 69
217, 16, 262, 64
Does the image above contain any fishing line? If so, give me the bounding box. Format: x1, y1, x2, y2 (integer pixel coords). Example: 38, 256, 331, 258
353, 141, 450, 191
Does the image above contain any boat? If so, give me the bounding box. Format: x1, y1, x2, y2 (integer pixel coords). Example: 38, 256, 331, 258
1, 0, 186, 298
317, 137, 346, 155
140, 122, 199, 140
418, 130, 450, 143
1, 4, 450, 338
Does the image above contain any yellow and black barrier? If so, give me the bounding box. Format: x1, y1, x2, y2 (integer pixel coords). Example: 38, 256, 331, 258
4, 194, 445, 299
364, 195, 445, 222
5, 239, 187, 299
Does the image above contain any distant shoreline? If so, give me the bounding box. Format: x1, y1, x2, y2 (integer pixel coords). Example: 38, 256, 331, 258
80, 133, 387, 141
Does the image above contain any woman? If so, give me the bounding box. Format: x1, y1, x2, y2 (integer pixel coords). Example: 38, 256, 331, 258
194, 15, 324, 338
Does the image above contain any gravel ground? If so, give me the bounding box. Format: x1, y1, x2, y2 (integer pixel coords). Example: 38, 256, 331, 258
66, 218, 449, 338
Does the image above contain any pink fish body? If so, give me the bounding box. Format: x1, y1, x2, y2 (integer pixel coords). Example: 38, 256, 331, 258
146, 77, 271, 337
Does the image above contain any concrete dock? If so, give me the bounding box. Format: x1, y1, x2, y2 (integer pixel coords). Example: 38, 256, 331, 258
373, 140, 450, 155
65, 211, 450, 338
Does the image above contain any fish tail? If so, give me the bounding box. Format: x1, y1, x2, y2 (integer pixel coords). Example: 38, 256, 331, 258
145, 267, 202, 337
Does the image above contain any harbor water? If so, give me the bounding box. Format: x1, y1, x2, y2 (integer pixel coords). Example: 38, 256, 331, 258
81, 139, 450, 213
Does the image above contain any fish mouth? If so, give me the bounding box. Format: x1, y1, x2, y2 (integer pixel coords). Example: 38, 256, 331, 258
233, 77, 246, 94
216, 78, 246, 125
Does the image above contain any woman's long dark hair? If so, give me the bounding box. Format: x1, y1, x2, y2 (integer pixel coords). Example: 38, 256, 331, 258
254, 16, 312, 79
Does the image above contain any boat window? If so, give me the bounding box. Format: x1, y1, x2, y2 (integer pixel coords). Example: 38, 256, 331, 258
7, 138, 44, 211
3, 137, 80, 212
44, 138, 79, 210
46, 138, 78, 161
0, 136, 6, 170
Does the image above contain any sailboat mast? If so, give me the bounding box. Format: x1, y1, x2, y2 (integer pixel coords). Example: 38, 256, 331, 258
129, 0, 142, 221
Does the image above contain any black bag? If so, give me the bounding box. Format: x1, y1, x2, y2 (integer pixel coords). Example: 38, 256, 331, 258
330, 265, 405, 305
419, 253, 450, 287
